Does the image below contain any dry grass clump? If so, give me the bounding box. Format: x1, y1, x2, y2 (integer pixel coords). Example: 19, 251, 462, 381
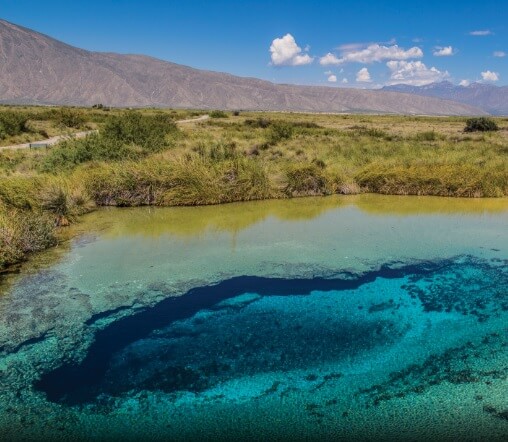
82, 155, 274, 207
0, 208, 56, 269
284, 164, 330, 197
39, 179, 95, 225
355, 163, 507, 197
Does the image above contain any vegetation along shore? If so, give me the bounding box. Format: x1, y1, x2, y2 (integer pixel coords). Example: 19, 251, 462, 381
0, 105, 507, 270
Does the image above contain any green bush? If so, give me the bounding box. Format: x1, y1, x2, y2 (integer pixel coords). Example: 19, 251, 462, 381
103, 112, 178, 151
41, 113, 179, 171
414, 131, 440, 141
244, 118, 272, 128
0, 111, 31, 139
0, 210, 57, 269
464, 117, 499, 132
209, 110, 229, 119
40, 134, 138, 171
268, 121, 294, 144
285, 164, 329, 196
55, 108, 86, 128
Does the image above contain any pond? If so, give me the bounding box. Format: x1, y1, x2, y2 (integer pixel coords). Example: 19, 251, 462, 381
0, 195, 507, 440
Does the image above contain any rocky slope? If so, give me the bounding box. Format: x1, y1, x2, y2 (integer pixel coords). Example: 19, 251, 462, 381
0, 19, 485, 115
383, 81, 507, 115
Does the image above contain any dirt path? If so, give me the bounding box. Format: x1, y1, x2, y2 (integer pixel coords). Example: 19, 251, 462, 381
176, 114, 210, 124
0, 115, 210, 151
0, 130, 98, 151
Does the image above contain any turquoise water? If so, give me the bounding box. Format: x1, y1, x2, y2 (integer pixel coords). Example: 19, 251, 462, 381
0, 195, 507, 440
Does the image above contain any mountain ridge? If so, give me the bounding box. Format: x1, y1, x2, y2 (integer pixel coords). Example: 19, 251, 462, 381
383, 81, 508, 115
0, 19, 486, 115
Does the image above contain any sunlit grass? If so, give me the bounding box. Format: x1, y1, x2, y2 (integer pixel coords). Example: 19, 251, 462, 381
0, 106, 507, 268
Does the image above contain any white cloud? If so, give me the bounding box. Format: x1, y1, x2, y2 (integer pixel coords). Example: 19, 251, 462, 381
327, 74, 337, 83
459, 79, 470, 87
493, 51, 506, 57
324, 70, 333, 75
338, 43, 367, 52
433, 46, 454, 56
481, 70, 499, 82
469, 30, 492, 36
356, 67, 372, 83
320, 52, 342, 66
320, 44, 422, 65
386, 60, 449, 86
342, 78, 348, 84
269, 34, 313, 66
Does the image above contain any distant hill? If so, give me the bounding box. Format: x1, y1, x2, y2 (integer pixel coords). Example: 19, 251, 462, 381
0, 19, 485, 115
383, 81, 508, 115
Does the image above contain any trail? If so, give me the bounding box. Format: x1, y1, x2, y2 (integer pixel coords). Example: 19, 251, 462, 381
0, 115, 210, 151
0, 130, 97, 151
176, 114, 210, 124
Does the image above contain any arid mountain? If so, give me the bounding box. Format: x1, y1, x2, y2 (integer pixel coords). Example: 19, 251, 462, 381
383, 81, 508, 115
0, 20, 486, 115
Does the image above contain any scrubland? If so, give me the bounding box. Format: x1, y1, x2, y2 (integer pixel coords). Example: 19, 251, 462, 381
1, 105, 507, 268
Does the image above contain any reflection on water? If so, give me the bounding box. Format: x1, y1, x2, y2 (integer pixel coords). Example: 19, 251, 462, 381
0, 195, 507, 441
80, 195, 508, 239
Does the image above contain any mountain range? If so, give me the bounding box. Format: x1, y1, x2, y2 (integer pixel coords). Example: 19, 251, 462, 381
383, 81, 508, 115
0, 19, 487, 116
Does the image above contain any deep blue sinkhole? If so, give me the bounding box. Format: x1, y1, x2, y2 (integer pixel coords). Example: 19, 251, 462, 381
34, 256, 504, 406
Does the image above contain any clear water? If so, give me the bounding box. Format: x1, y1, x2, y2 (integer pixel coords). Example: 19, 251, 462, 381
0, 195, 507, 441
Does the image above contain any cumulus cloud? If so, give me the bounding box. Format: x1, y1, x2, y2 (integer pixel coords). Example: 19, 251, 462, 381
386, 60, 449, 86
320, 44, 422, 66
459, 79, 470, 87
493, 51, 506, 57
327, 74, 337, 83
356, 67, 372, 83
319, 52, 342, 66
469, 30, 492, 36
269, 34, 313, 66
433, 46, 454, 56
481, 70, 499, 81
342, 78, 348, 84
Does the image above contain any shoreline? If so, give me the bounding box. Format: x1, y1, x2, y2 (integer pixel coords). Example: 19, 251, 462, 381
2, 192, 508, 278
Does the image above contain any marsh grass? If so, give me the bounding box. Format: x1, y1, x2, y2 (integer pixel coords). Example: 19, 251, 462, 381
0, 106, 507, 268
0, 209, 56, 269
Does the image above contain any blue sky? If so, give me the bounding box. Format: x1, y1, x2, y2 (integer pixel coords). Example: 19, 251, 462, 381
2, 0, 507, 87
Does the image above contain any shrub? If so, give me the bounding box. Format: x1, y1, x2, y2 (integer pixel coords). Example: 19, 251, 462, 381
55, 108, 86, 128
268, 121, 294, 144
348, 125, 389, 139
464, 117, 499, 133
0, 210, 57, 269
244, 118, 272, 128
0, 176, 39, 210
103, 112, 178, 151
40, 134, 137, 171
414, 131, 440, 141
0, 111, 31, 139
209, 140, 238, 161
41, 113, 179, 171
285, 164, 329, 196
209, 110, 229, 118
39, 181, 94, 225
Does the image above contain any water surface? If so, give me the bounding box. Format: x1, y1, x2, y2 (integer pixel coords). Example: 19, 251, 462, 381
0, 195, 507, 440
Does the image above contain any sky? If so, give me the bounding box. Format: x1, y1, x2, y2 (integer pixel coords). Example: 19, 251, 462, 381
2, 0, 507, 87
